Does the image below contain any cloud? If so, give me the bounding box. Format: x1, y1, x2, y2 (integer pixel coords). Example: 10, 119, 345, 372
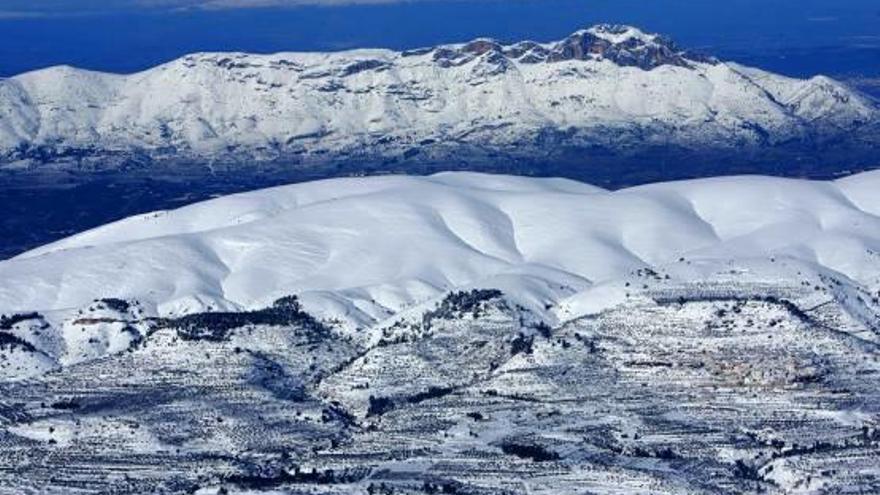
0, 1, 125, 18
806, 16, 838, 23
0, 0, 436, 18
141, 0, 440, 11
0, 11, 49, 19
151, 0, 434, 10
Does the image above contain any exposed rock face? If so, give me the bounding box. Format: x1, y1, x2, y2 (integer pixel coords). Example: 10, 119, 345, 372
545, 25, 709, 69
437, 25, 713, 70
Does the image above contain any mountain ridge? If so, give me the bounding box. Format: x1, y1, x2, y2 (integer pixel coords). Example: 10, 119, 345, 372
2, 170, 880, 380
1, 24, 877, 172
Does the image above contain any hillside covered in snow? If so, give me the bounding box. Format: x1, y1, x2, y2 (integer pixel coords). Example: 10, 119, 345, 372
1, 172, 880, 493
3, 170, 880, 369
1, 24, 878, 174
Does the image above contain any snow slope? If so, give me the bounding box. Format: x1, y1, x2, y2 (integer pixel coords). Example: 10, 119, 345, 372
3, 171, 880, 335
0, 24, 876, 168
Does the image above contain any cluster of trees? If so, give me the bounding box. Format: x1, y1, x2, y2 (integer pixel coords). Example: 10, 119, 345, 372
169, 295, 328, 341
0, 312, 42, 330
421, 289, 504, 330
0, 332, 37, 352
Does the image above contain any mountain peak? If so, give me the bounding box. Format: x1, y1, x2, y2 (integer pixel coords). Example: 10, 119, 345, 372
583, 24, 658, 44
427, 24, 713, 70
543, 24, 708, 69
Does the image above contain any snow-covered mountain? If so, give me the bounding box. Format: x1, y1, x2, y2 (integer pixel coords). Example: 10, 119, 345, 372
2, 171, 880, 494
2, 170, 880, 371
1, 24, 877, 170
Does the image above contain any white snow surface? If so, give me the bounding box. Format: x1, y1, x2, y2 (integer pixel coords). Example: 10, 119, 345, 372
0, 25, 875, 163
2, 171, 880, 330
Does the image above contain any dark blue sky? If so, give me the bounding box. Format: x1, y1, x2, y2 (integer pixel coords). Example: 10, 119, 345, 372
1, 0, 879, 86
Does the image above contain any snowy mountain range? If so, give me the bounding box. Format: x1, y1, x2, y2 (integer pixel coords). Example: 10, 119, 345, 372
1, 24, 878, 172
2, 171, 880, 493
3, 24, 880, 493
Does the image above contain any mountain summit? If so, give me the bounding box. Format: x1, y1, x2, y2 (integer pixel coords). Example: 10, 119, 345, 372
424, 24, 711, 70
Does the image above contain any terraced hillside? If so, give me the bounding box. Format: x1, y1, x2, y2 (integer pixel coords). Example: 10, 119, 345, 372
1, 275, 879, 494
